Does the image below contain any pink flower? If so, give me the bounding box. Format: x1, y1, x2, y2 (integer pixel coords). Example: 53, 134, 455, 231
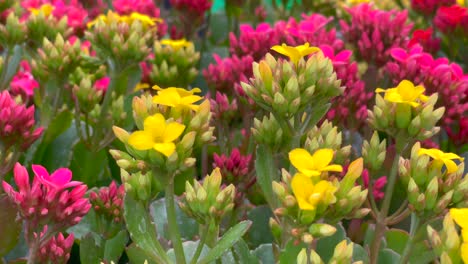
213, 148, 252, 184
89, 181, 125, 223
0, 91, 43, 151
362, 170, 387, 201
112, 0, 166, 36
434, 5, 468, 34
2, 163, 90, 233
93, 77, 110, 93
170, 0, 212, 18
446, 117, 468, 145
32, 165, 81, 190
230, 23, 278, 60
340, 3, 413, 67
10, 61, 39, 102
209, 92, 238, 120
411, 0, 455, 15
37, 231, 74, 264
203, 54, 253, 93
52, 0, 88, 32
408, 28, 440, 54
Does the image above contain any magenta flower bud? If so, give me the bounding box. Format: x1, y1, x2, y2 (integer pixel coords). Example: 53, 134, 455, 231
93, 76, 110, 93
209, 92, 238, 120
0, 91, 43, 151
434, 5, 468, 34
411, 0, 455, 15
203, 54, 253, 93
9, 61, 39, 102
89, 181, 125, 223
408, 28, 440, 54
37, 231, 74, 264
362, 169, 387, 201
213, 148, 253, 186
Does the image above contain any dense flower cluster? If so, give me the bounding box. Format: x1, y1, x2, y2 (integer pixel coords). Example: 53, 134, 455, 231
89, 181, 125, 223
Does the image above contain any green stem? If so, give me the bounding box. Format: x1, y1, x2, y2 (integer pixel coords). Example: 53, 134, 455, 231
190, 225, 208, 264
205, 222, 219, 249
369, 150, 402, 264
399, 213, 421, 264
165, 181, 186, 264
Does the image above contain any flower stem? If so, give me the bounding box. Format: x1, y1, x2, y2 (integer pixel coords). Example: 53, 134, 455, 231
190, 225, 208, 264
399, 213, 420, 264
369, 151, 401, 264
165, 181, 186, 264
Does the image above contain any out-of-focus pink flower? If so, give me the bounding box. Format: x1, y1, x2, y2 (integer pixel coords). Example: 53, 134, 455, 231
362, 170, 387, 201
2, 163, 90, 231
79, 0, 107, 19
32, 165, 81, 190
52, 0, 88, 32
213, 148, 252, 184
340, 3, 413, 67
170, 0, 212, 18
112, 0, 166, 36
411, 0, 455, 15
434, 5, 468, 34
37, 231, 74, 264
322, 45, 371, 130
10, 61, 39, 102
408, 28, 440, 54
93, 77, 110, 93
255, 6, 267, 22
446, 117, 468, 145
203, 54, 253, 93
230, 23, 278, 60
209, 92, 238, 120
0, 91, 43, 151
89, 181, 125, 223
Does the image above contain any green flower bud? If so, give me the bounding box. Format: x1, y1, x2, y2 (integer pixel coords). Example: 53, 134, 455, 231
269, 217, 282, 241
425, 177, 439, 210
0, 13, 27, 49
408, 178, 420, 206
309, 223, 336, 237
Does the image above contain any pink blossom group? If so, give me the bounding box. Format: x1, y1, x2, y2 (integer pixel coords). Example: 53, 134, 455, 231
410, 0, 455, 15
0, 90, 43, 151
209, 92, 238, 120
213, 148, 252, 184
89, 181, 125, 223
9, 61, 39, 102
37, 229, 75, 264
434, 5, 468, 34
203, 54, 253, 93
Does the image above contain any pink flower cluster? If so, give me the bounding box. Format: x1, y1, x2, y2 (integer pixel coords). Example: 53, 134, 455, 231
89, 181, 125, 223
340, 3, 413, 67
0, 91, 43, 151
170, 0, 212, 18
213, 148, 252, 185
112, 0, 166, 36
411, 0, 455, 15
230, 14, 342, 61
203, 54, 253, 93
408, 28, 440, 54
22, 0, 88, 33
209, 92, 238, 120
321, 45, 371, 130
9, 61, 39, 103
2, 163, 90, 232
362, 170, 387, 201
386, 45, 468, 144
434, 5, 468, 34
37, 230, 74, 264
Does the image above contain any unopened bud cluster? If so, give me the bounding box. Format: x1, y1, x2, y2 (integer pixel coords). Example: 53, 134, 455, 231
0, 13, 27, 49
89, 181, 125, 223
400, 143, 466, 214
179, 168, 236, 225
146, 39, 200, 88
361, 132, 386, 172
120, 169, 162, 202
297, 240, 359, 264
26, 11, 71, 50
427, 214, 464, 263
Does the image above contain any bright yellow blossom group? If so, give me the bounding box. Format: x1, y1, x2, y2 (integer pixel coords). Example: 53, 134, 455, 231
160, 39, 193, 51
128, 113, 185, 157
271, 43, 321, 65
152, 86, 203, 112
291, 174, 337, 211
289, 148, 343, 178
29, 4, 54, 16
450, 208, 468, 263
375, 80, 428, 108
418, 148, 464, 174
87, 11, 162, 29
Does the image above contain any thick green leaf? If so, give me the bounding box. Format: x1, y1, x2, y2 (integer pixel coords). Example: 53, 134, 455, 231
104, 230, 129, 262
0, 45, 23, 90
279, 240, 304, 264
209, 12, 229, 43
126, 243, 159, 264
80, 233, 104, 264
150, 198, 199, 240
232, 239, 260, 264
315, 223, 346, 262
124, 195, 170, 264
247, 205, 274, 247
409, 241, 436, 264
253, 244, 275, 264
167, 241, 210, 263
67, 209, 95, 241
0, 195, 22, 257
255, 145, 279, 208
353, 244, 369, 264
385, 229, 409, 255
199, 220, 252, 264
69, 141, 110, 187
377, 249, 401, 264
304, 103, 331, 131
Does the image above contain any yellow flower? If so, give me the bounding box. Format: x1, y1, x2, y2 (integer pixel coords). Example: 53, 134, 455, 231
271, 43, 321, 65
375, 80, 428, 108
450, 208, 468, 263
346, 0, 371, 5
29, 4, 54, 16
152, 86, 203, 112
418, 148, 464, 174
133, 83, 150, 92
458, 0, 465, 7
87, 11, 121, 28
160, 39, 193, 51
87, 11, 161, 28
128, 113, 185, 157
291, 173, 337, 210
127, 12, 162, 28
289, 148, 343, 178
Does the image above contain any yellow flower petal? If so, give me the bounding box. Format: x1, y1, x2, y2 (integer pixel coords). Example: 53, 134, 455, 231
462, 242, 468, 264
450, 208, 468, 229
162, 122, 186, 143
322, 164, 343, 172
153, 142, 176, 157
311, 149, 334, 169
291, 173, 315, 210
144, 114, 166, 139
289, 148, 314, 172
128, 131, 154, 150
